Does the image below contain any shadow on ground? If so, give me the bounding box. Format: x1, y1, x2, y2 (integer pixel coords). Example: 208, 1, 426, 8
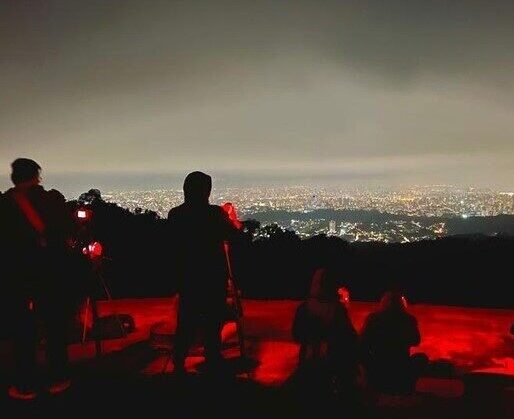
1, 339, 512, 418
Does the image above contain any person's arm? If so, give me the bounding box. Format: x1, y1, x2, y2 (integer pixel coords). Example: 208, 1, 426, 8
217, 206, 244, 243
47, 189, 74, 244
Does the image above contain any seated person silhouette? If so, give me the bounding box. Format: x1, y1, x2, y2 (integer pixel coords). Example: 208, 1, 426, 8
360, 290, 427, 394
167, 171, 241, 374
292, 267, 358, 393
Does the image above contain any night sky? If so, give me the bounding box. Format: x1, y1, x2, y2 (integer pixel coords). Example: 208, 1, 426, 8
1, 1, 513, 192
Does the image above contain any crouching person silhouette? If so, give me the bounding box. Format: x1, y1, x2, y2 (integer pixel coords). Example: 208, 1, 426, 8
167, 171, 241, 375
0, 158, 74, 400
292, 267, 359, 398
360, 290, 428, 394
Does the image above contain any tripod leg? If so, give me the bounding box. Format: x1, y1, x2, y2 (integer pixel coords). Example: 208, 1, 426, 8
230, 282, 246, 358
235, 316, 246, 358
91, 297, 102, 358
97, 270, 127, 337
82, 297, 90, 344
161, 353, 171, 374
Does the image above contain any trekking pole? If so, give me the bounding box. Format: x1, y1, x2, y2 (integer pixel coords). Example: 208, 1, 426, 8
223, 241, 246, 358
221, 202, 246, 359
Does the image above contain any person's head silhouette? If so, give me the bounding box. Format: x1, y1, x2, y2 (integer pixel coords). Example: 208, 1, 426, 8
309, 267, 338, 303
10, 158, 42, 186
183, 171, 212, 205
379, 290, 406, 312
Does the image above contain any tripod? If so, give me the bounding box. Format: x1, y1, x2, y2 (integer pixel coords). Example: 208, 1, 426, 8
224, 241, 246, 359
81, 255, 128, 358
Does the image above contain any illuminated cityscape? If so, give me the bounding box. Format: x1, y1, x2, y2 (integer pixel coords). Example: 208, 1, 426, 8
103, 185, 514, 243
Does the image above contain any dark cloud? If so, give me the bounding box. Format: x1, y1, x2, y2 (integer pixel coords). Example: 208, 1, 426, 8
1, 1, 513, 188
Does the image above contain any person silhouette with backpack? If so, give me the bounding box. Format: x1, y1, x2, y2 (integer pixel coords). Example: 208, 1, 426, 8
0, 158, 75, 399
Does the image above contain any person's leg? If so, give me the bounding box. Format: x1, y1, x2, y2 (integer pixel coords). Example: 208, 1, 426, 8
202, 303, 224, 366
12, 299, 39, 395
44, 304, 70, 384
173, 298, 197, 371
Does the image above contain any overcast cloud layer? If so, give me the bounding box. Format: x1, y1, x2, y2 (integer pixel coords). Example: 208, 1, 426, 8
1, 0, 513, 191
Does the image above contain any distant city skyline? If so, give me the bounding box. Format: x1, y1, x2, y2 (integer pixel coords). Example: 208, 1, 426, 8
1, 1, 514, 191
1, 170, 514, 201
100, 184, 514, 243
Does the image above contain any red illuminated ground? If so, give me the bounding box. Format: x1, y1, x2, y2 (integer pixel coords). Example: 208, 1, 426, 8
71, 298, 514, 386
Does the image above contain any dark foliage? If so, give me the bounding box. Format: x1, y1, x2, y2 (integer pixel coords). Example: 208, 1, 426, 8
62, 191, 514, 308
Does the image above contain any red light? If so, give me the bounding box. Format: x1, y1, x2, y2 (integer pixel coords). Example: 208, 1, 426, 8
89, 241, 103, 258
338, 287, 350, 307
401, 295, 408, 308
82, 241, 103, 259
222, 202, 242, 229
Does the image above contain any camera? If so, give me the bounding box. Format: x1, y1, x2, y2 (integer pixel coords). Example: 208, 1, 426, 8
75, 207, 93, 222
70, 205, 103, 260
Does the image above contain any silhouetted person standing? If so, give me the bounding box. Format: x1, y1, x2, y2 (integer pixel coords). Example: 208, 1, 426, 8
360, 290, 427, 394
167, 171, 240, 374
0, 158, 74, 399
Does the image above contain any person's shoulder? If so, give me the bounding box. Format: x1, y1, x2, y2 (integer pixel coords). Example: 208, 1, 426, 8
0, 187, 14, 200
209, 204, 224, 214
46, 188, 66, 202
167, 203, 186, 219
293, 301, 310, 320
295, 301, 308, 311
335, 302, 350, 317
0, 189, 9, 208
404, 311, 418, 325
208, 204, 229, 220
363, 310, 381, 326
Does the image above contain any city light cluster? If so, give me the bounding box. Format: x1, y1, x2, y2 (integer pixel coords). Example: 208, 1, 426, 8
104, 185, 514, 243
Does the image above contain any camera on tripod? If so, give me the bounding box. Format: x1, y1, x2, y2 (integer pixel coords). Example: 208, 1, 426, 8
71, 206, 104, 260
70, 204, 135, 350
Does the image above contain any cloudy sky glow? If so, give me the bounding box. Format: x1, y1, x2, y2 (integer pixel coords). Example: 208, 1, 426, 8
1, 0, 513, 192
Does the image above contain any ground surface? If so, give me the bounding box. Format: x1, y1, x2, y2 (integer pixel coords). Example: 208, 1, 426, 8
0, 298, 512, 417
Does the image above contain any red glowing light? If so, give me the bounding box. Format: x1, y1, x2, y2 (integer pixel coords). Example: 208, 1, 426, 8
338, 287, 350, 307
401, 295, 408, 308
89, 241, 103, 258
222, 202, 243, 229
82, 241, 103, 259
